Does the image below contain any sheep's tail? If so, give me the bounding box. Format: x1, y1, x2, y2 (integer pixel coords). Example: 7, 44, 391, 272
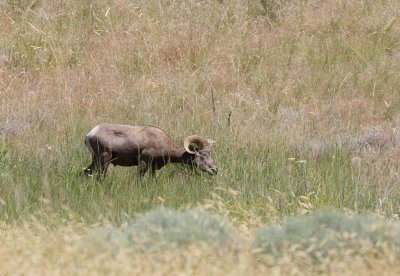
84, 135, 94, 155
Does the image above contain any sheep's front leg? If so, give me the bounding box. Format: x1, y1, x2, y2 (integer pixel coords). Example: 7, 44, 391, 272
138, 160, 148, 176
98, 152, 112, 178
149, 162, 163, 177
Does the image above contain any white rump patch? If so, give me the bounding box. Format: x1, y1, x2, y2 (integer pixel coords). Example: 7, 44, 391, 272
85, 125, 100, 154
87, 125, 100, 138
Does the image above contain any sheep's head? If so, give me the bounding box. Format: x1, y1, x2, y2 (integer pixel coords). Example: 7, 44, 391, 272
184, 135, 218, 175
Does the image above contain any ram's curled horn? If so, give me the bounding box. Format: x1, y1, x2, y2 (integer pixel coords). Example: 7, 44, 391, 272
184, 135, 209, 154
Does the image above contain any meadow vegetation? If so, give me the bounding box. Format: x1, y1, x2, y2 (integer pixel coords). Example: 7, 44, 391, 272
1, 0, 400, 274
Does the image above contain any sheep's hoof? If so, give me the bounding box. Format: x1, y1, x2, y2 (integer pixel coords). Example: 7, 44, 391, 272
83, 168, 93, 176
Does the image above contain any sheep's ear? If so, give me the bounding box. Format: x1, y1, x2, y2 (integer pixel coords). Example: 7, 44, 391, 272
207, 139, 216, 148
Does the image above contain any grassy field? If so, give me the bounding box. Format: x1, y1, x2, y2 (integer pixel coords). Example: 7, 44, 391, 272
1, 0, 400, 274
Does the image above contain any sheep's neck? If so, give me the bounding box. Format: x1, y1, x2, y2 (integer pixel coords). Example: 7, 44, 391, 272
169, 147, 193, 165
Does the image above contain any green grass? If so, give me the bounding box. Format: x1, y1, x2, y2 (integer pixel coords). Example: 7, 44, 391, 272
0, 130, 395, 225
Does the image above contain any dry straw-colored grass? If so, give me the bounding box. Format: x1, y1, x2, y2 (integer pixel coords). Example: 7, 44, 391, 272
1, 0, 399, 146
0, 222, 262, 275
1, 211, 400, 275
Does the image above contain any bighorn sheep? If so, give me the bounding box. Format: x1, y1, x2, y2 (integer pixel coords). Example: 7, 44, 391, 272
84, 124, 217, 177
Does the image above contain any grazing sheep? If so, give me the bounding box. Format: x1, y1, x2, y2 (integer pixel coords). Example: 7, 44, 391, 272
84, 124, 217, 177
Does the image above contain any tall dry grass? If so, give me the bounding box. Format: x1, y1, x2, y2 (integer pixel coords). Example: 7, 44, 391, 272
1, 209, 400, 275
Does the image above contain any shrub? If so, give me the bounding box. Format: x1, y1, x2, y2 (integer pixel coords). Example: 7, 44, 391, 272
252, 209, 400, 262
90, 207, 237, 252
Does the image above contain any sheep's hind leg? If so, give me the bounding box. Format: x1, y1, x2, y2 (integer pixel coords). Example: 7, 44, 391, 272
84, 156, 97, 176
84, 153, 109, 179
